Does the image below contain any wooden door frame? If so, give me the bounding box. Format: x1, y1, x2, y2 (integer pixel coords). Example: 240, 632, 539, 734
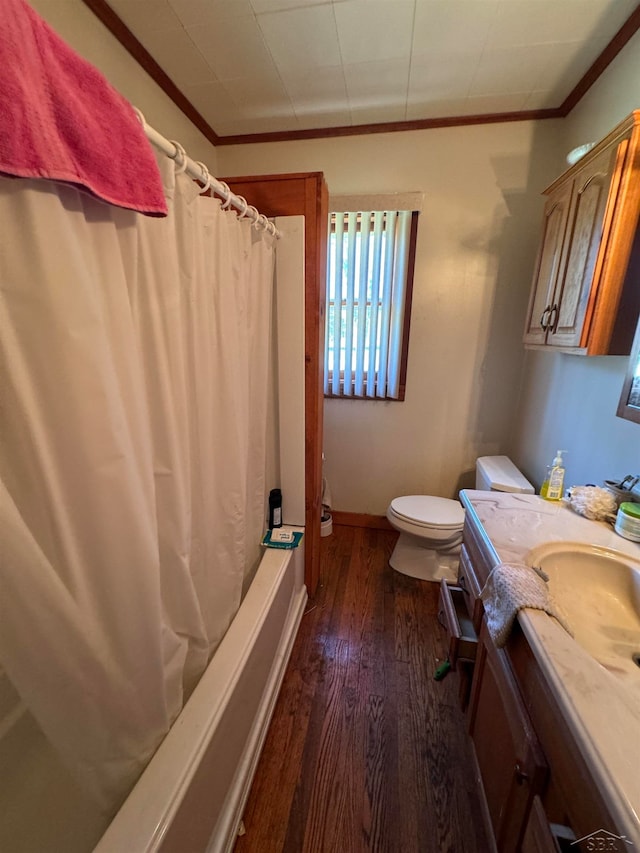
223, 172, 328, 597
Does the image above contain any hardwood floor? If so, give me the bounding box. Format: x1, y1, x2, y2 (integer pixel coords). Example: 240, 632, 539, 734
234, 525, 489, 853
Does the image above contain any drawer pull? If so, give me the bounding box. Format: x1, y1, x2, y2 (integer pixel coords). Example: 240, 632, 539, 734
514, 762, 529, 785
540, 305, 551, 330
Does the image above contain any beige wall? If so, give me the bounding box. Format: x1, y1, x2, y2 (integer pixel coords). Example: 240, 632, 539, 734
33, 0, 639, 509
219, 121, 564, 512
220, 35, 640, 511
510, 31, 640, 491
30, 0, 218, 168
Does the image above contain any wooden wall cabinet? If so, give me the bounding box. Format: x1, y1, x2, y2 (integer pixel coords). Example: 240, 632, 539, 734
523, 110, 640, 355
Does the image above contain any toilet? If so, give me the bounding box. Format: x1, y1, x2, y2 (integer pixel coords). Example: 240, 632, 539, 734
386, 455, 534, 582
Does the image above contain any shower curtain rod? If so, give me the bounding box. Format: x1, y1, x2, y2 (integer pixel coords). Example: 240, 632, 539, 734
135, 108, 280, 238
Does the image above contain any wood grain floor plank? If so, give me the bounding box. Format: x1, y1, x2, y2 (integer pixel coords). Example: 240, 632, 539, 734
237, 532, 347, 852
350, 529, 398, 853
235, 525, 490, 853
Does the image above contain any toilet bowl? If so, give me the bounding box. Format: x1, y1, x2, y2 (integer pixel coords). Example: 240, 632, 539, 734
387, 495, 465, 582
387, 455, 534, 582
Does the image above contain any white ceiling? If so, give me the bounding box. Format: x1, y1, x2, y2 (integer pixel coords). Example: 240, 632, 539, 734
106, 0, 639, 138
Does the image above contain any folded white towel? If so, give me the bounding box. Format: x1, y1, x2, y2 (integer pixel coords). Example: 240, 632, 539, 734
480, 563, 571, 647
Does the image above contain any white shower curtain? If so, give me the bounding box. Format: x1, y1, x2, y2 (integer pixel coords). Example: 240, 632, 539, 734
0, 160, 275, 815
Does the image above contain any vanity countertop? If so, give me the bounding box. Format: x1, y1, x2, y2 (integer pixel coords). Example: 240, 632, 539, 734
459, 490, 640, 846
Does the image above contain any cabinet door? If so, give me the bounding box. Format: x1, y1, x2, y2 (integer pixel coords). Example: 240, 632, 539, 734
548, 143, 624, 348
468, 625, 548, 853
523, 181, 573, 345
522, 796, 577, 853
522, 797, 560, 853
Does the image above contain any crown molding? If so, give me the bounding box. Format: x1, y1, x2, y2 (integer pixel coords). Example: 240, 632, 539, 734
559, 3, 640, 115
81, 0, 639, 147
214, 108, 563, 146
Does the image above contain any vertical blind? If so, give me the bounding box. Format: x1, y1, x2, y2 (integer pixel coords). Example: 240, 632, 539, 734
324, 209, 412, 399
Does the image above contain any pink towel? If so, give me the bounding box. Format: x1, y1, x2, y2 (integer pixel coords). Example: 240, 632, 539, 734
0, 0, 167, 217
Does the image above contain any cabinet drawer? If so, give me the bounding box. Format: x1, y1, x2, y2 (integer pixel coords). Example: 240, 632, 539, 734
438, 581, 478, 668
458, 545, 484, 632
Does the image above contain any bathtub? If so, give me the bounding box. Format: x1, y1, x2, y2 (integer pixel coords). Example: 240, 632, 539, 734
95, 541, 306, 853
0, 525, 306, 853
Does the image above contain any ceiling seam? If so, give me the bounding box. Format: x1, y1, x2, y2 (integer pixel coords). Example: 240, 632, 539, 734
465, 0, 502, 108
404, 0, 417, 123
332, 0, 352, 127
250, 1, 300, 133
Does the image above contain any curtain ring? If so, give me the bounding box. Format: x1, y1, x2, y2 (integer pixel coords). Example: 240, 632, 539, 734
195, 162, 211, 193
218, 182, 233, 209
235, 195, 249, 219
258, 216, 275, 234
255, 215, 269, 232
169, 140, 188, 174
132, 107, 146, 127
246, 205, 260, 226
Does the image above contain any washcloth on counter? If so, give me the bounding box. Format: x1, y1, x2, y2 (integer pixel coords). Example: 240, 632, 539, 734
481, 563, 572, 648
0, 0, 167, 216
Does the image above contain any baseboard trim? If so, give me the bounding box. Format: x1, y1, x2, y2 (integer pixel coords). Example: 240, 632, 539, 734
331, 511, 394, 531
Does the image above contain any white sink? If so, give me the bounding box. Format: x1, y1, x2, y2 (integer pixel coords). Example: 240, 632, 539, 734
525, 541, 640, 683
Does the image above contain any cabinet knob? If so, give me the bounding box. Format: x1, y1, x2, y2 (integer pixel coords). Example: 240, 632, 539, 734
514, 762, 529, 785
548, 303, 559, 333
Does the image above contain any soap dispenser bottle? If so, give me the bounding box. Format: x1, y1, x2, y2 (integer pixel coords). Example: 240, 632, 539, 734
544, 450, 566, 501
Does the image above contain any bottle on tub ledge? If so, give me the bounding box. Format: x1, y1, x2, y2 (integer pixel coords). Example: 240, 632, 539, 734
541, 450, 567, 501
268, 488, 282, 529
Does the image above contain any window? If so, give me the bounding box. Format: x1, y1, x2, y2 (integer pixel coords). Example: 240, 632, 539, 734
324, 208, 418, 400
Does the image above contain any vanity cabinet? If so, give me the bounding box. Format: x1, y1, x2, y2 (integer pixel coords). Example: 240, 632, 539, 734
508, 630, 618, 849
446, 513, 623, 852
523, 110, 640, 355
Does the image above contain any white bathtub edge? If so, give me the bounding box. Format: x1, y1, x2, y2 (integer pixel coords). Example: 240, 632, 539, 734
94, 543, 306, 853
213, 581, 307, 853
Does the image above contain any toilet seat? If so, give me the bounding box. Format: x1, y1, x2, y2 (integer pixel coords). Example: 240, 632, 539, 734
389, 495, 465, 530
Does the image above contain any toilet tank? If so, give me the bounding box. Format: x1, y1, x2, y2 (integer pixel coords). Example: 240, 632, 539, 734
475, 455, 534, 494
